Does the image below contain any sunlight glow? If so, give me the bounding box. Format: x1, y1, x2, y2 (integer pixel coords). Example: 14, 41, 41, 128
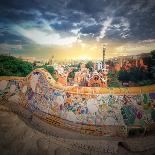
14, 25, 77, 46
79, 55, 91, 60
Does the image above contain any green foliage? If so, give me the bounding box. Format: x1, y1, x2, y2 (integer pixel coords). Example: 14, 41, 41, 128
118, 70, 130, 82
68, 71, 75, 79
137, 80, 152, 86
0, 55, 57, 80
76, 63, 81, 69
67, 67, 80, 81
108, 81, 121, 87
143, 52, 155, 82
108, 70, 121, 87
143, 56, 152, 66
114, 51, 155, 86
106, 60, 114, 67
41, 65, 57, 80
0, 55, 33, 77
33, 64, 57, 80
129, 67, 149, 82
86, 61, 93, 71
42, 65, 55, 75
51, 74, 58, 81
118, 67, 153, 86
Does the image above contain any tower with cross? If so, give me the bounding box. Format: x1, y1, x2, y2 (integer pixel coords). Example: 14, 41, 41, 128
102, 44, 106, 68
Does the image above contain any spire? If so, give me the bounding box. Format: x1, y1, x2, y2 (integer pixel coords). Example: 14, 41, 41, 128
102, 44, 106, 67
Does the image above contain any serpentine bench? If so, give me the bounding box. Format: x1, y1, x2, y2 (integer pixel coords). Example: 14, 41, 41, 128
0, 68, 155, 138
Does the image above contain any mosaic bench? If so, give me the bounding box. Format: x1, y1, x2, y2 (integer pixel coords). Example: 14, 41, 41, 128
0, 68, 155, 137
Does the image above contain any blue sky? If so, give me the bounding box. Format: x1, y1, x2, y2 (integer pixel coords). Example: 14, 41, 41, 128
0, 0, 155, 60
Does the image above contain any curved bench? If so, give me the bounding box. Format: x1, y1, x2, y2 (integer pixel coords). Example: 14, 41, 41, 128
0, 68, 155, 137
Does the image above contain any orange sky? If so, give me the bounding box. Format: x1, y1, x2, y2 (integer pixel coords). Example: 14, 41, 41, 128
43, 39, 155, 60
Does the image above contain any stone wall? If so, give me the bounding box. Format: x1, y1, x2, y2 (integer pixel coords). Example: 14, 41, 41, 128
0, 68, 155, 137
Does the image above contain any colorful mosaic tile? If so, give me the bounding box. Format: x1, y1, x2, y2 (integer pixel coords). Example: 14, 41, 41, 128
0, 68, 155, 136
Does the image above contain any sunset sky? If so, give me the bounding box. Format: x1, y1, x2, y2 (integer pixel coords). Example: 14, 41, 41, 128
0, 0, 155, 60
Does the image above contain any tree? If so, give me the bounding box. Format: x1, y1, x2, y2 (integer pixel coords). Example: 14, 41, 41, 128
68, 71, 75, 79
118, 70, 130, 82
106, 60, 114, 67
150, 51, 155, 81
34, 64, 57, 80
86, 61, 93, 71
0, 55, 57, 80
0, 55, 33, 77
67, 67, 79, 79
118, 66, 153, 86
42, 65, 55, 75
108, 70, 121, 87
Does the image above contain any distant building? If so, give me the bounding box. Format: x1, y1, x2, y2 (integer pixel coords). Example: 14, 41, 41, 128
34, 61, 45, 66
54, 66, 74, 86
18, 56, 35, 63
96, 61, 103, 71
57, 73, 68, 86
74, 63, 89, 86
54, 65, 64, 74
87, 71, 107, 87
114, 63, 121, 71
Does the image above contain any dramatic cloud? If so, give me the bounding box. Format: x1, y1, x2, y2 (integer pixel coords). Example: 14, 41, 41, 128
97, 17, 113, 40
14, 25, 77, 46
0, 0, 155, 59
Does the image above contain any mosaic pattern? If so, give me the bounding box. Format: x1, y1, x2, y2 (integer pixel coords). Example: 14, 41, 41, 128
0, 68, 155, 136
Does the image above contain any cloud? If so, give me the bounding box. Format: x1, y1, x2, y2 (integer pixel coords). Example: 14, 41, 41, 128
0, 43, 23, 54
0, 0, 155, 52
50, 20, 74, 31
97, 17, 113, 40
115, 40, 155, 56
139, 39, 155, 43
13, 24, 77, 46
66, 0, 106, 14
113, 17, 130, 39
80, 24, 101, 35
70, 28, 80, 35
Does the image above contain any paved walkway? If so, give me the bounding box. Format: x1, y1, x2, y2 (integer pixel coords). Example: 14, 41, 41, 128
0, 105, 155, 155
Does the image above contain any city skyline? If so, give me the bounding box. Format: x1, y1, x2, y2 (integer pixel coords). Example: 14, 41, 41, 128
0, 0, 155, 60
